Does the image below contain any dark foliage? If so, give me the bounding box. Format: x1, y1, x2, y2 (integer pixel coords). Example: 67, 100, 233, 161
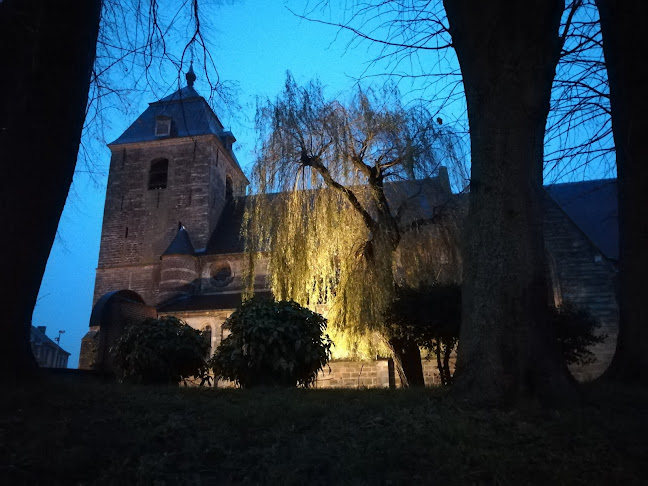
552, 302, 607, 366
112, 316, 209, 385
385, 284, 606, 384
385, 283, 461, 344
385, 283, 461, 386
209, 297, 332, 388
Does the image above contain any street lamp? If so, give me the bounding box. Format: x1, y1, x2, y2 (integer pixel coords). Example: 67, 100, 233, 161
55, 330, 65, 346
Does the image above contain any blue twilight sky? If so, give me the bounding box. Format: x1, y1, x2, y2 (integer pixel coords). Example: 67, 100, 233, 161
33, 1, 613, 367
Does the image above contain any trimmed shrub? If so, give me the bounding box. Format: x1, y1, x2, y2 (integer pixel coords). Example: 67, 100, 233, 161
112, 316, 209, 385
552, 302, 607, 365
209, 297, 332, 388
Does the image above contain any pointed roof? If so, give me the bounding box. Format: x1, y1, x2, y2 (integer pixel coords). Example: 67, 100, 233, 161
546, 178, 618, 260
110, 66, 230, 147
162, 226, 196, 257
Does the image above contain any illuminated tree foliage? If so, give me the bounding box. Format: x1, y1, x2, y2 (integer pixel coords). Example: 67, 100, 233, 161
244, 74, 462, 385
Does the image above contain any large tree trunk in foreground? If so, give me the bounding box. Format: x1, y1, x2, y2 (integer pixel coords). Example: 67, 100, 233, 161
444, 0, 577, 405
596, 0, 648, 385
0, 0, 101, 381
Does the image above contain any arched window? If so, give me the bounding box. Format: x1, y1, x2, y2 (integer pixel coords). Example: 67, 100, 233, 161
202, 325, 213, 356
148, 158, 168, 190
225, 175, 233, 202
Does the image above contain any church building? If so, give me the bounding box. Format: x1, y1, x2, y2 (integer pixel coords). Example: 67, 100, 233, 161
80, 68, 619, 385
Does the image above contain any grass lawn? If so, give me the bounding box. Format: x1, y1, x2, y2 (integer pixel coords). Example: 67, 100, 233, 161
1, 378, 647, 485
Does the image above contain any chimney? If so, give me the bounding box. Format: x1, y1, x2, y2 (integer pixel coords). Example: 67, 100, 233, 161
37, 326, 46, 334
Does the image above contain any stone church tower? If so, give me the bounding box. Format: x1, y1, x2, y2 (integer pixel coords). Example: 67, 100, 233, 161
93, 66, 248, 307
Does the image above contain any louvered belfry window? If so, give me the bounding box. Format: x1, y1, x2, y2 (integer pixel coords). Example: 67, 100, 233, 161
148, 158, 168, 190
155, 115, 171, 137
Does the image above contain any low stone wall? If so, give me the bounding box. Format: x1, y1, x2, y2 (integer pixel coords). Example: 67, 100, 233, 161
207, 358, 454, 389
315, 359, 395, 388
421, 358, 456, 386
314, 358, 454, 388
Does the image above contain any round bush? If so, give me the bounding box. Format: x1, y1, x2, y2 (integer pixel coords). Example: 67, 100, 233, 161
209, 297, 332, 388
112, 316, 209, 384
551, 302, 607, 365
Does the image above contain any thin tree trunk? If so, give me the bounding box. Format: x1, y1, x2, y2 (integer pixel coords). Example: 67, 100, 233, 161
388, 336, 425, 387
596, 0, 648, 385
441, 338, 454, 386
0, 0, 102, 381
435, 340, 445, 385
443, 0, 577, 405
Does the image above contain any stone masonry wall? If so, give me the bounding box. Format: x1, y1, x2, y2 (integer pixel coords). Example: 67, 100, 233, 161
163, 309, 232, 356
79, 296, 157, 370
93, 264, 160, 307
313, 358, 456, 388
315, 359, 395, 388
94, 134, 247, 306
159, 254, 200, 303
543, 195, 618, 380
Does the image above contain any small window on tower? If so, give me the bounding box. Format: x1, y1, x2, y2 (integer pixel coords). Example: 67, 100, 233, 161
155, 116, 172, 137
202, 325, 213, 356
148, 158, 168, 190
225, 175, 233, 203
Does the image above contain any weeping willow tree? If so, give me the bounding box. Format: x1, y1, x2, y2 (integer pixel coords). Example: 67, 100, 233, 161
244, 74, 465, 386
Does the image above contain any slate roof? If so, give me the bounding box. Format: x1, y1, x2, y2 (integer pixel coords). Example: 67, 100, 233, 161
204, 198, 250, 254
203, 194, 282, 255
196, 175, 617, 264
162, 226, 196, 256
201, 175, 453, 256
157, 290, 272, 312
546, 179, 618, 260
110, 84, 227, 145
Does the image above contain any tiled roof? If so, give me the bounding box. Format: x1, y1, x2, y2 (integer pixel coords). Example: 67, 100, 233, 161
547, 179, 618, 260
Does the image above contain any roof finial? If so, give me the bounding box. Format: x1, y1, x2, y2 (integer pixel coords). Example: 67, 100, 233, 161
186, 61, 196, 88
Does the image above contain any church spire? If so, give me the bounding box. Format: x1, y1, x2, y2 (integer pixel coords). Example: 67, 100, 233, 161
186, 61, 196, 88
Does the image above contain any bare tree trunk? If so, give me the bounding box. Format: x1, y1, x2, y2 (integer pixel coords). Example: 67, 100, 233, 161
387, 336, 425, 387
439, 338, 455, 386
0, 0, 102, 381
596, 0, 648, 385
443, 0, 577, 405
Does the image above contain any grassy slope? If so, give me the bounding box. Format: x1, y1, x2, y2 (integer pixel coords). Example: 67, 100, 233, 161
1, 381, 647, 485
